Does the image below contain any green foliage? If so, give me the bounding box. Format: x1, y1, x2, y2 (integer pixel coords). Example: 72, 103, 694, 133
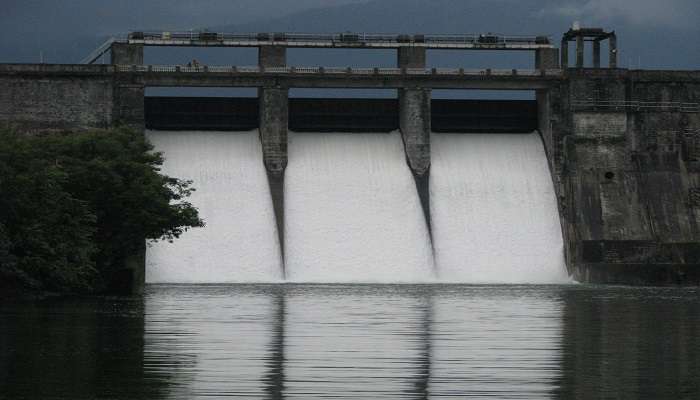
0, 128, 203, 293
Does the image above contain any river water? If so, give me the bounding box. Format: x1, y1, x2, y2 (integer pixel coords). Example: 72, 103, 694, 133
1, 284, 698, 399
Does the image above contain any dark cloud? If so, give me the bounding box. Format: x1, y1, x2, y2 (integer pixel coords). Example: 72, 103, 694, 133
0, 0, 698, 68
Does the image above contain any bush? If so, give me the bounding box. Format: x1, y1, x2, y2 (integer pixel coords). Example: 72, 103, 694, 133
0, 128, 203, 293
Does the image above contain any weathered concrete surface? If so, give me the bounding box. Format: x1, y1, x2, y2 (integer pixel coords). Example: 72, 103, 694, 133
258, 46, 286, 69
259, 87, 288, 269
258, 46, 288, 270
548, 69, 700, 285
535, 48, 559, 69
111, 43, 144, 65
0, 76, 113, 132
258, 90, 288, 169
397, 47, 432, 234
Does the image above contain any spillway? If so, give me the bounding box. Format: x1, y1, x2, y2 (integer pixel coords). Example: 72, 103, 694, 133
144, 129, 567, 284
145, 130, 283, 283
284, 132, 435, 282
430, 133, 568, 283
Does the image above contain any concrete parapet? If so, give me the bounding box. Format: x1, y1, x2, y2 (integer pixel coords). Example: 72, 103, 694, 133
111, 43, 144, 65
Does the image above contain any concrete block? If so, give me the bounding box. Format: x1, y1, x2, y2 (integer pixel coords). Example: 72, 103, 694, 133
111, 43, 144, 65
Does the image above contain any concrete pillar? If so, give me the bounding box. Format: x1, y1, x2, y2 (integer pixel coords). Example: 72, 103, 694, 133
576, 36, 584, 68
561, 40, 569, 68
399, 88, 432, 233
593, 41, 601, 68
259, 87, 288, 269
258, 45, 288, 271
397, 47, 432, 236
111, 43, 143, 65
397, 47, 426, 69
536, 48, 560, 69
258, 46, 286, 69
609, 34, 618, 68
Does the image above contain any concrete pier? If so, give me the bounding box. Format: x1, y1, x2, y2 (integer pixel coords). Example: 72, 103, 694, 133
111, 43, 143, 65
397, 47, 432, 234
258, 46, 288, 270
535, 48, 559, 69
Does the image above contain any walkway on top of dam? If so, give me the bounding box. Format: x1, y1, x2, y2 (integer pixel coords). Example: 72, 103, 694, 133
122, 65, 562, 89
0, 64, 562, 90
118, 32, 554, 50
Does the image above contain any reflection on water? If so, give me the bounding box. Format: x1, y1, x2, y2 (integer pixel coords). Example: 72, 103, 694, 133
1, 285, 699, 399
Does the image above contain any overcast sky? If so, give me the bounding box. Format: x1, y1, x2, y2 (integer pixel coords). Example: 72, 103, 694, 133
1, 0, 697, 68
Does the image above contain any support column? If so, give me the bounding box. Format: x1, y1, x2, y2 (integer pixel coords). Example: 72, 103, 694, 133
609, 34, 618, 68
259, 46, 286, 69
593, 40, 601, 68
399, 88, 432, 234
111, 43, 144, 65
576, 36, 584, 68
536, 48, 560, 69
561, 39, 569, 68
258, 45, 288, 273
259, 87, 288, 271
398, 47, 432, 237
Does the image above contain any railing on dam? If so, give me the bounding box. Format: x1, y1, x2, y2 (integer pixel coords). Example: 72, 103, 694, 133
572, 100, 700, 113
120, 31, 554, 50
116, 65, 562, 77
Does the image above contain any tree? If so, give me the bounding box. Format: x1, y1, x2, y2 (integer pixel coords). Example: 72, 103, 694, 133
0, 127, 204, 293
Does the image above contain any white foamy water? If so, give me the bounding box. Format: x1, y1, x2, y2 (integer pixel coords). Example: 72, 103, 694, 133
284, 132, 435, 282
430, 133, 568, 283
145, 130, 283, 283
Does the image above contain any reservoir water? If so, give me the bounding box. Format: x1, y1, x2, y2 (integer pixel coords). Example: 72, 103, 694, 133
2, 284, 699, 399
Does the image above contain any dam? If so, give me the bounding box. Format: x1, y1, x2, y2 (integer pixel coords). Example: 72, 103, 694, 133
1, 28, 699, 290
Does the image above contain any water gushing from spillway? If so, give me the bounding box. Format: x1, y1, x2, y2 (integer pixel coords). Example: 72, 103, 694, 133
430, 133, 568, 283
145, 130, 283, 283
144, 130, 567, 284
284, 132, 435, 282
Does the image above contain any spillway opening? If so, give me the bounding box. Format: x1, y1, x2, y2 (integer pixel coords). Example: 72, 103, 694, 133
145, 130, 284, 283
145, 87, 258, 131
144, 87, 569, 284
432, 90, 538, 133
284, 131, 436, 282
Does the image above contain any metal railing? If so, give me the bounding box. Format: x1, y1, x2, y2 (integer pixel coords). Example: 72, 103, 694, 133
123, 31, 552, 47
80, 37, 117, 64
572, 100, 700, 113
115, 65, 562, 77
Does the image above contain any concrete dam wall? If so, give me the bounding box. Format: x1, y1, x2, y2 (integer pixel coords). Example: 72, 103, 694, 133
1, 64, 699, 286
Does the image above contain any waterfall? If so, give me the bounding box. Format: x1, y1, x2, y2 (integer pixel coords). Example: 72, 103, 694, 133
144, 129, 567, 284
430, 133, 568, 283
145, 130, 283, 283
284, 132, 435, 282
